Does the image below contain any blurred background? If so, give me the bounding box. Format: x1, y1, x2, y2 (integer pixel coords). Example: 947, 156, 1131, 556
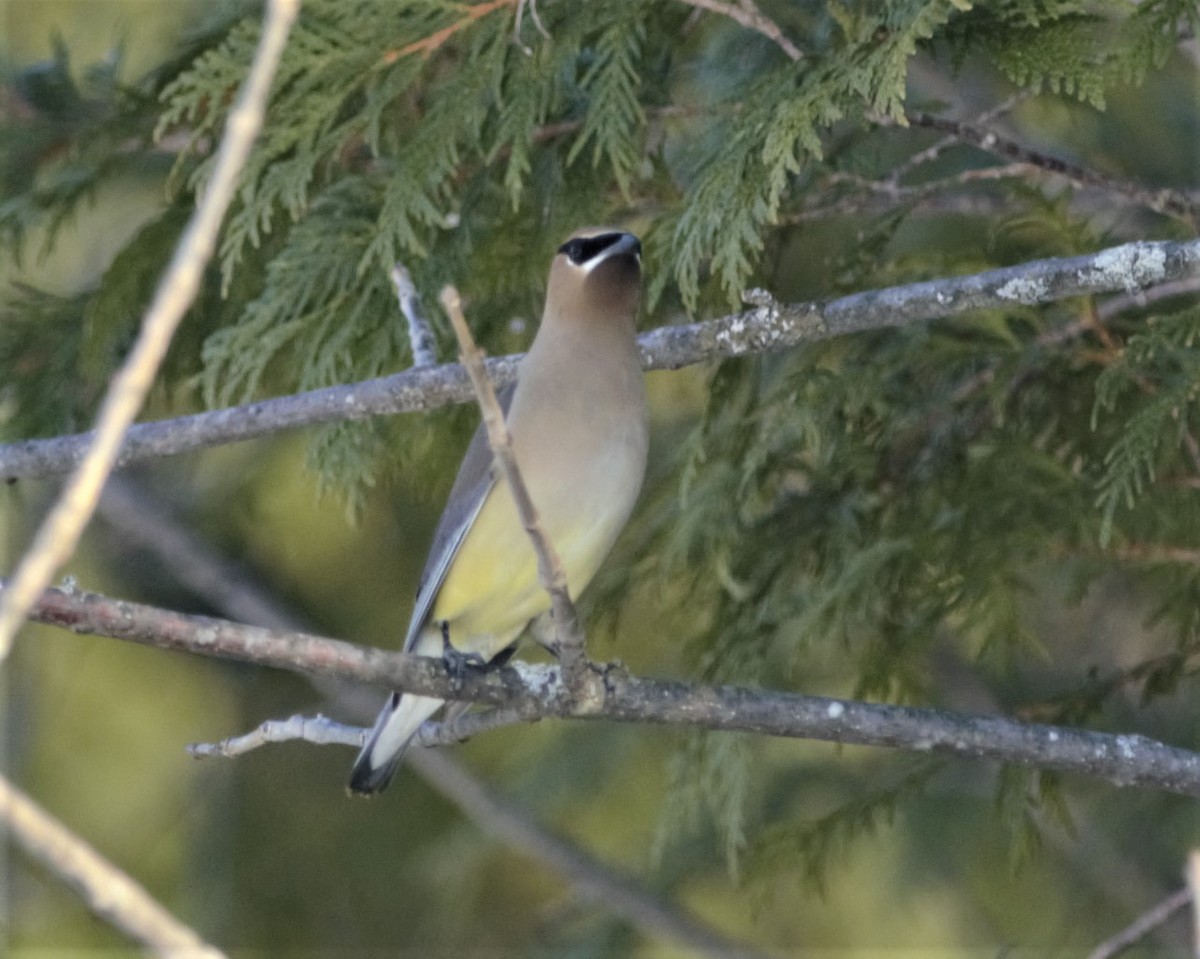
3, 1, 1200, 955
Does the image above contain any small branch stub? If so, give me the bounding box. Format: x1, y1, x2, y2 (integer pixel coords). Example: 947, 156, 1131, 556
391, 263, 439, 369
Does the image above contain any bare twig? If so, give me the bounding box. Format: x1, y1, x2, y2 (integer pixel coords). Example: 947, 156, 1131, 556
0, 774, 227, 957
189, 711, 769, 959
98, 475, 307, 633
1189, 850, 1200, 956
1083, 886, 1192, 959
0, 0, 300, 657
439, 285, 596, 700
391, 263, 439, 369
406, 749, 772, 959
673, 0, 803, 61
17, 581, 1200, 799
903, 110, 1200, 221
885, 91, 1036, 185
188, 713, 364, 756
5, 238, 1198, 483
1095, 275, 1200, 322
381, 0, 515, 63
513, 0, 551, 53
789, 162, 1042, 222
187, 707, 532, 756
787, 189, 1014, 223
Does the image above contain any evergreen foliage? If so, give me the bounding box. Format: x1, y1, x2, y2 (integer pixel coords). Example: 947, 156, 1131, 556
4, 0, 1200, 923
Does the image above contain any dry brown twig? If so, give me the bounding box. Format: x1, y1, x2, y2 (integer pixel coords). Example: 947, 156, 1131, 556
673, 0, 803, 61
438, 285, 597, 702
382, 0, 516, 63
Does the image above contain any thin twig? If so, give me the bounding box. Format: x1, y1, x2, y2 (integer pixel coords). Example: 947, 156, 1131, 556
98, 476, 307, 633
788, 162, 1043, 223
406, 749, 773, 959
391, 263, 439, 369
787, 189, 1014, 223
381, 0, 515, 63
189, 710, 769, 959
1189, 850, 1200, 956
1083, 886, 1191, 959
5, 238, 1198, 483
439, 285, 596, 702
0, 774, 228, 957
903, 110, 1200, 221
885, 91, 1036, 185
1095, 275, 1200, 322
673, 0, 803, 61
0, 0, 300, 658
186, 707, 532, 756
188, 713, 364, 756
18, 581, 1200, 799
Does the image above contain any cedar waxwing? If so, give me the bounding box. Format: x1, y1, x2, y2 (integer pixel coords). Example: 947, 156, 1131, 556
348, 228, 648, 794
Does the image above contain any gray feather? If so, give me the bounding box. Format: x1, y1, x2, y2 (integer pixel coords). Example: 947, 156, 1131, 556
403, 384, 516, 651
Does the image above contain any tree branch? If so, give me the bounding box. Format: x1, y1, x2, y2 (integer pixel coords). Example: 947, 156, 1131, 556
16, 581, 1200, 799
0, 0, 300, 657
381, 0, 516, 64
4, 238, 1197, 483
904, 110, 1200, 221
1083, 886, 1192, 959
188, 712, 771, 959
0, 774, 227, 957
406, 748, 772, 959
672, 0, 803, 61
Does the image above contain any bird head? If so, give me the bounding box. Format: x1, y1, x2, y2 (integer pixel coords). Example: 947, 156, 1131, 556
545, 228, 642, 326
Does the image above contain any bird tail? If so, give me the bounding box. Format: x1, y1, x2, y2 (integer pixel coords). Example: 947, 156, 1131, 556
347, 691, 444, 795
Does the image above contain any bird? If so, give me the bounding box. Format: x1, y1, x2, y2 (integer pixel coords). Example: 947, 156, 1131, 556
348, 228, 649, 795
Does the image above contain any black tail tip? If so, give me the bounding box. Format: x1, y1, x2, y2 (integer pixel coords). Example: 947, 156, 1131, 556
346, 755, 401, 797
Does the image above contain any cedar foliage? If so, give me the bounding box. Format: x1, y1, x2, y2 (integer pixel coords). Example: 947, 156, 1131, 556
3, 0, 1200, 909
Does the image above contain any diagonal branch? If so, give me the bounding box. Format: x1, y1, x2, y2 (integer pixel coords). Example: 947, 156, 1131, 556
1083, 886, 1192, 959
16, 580, 1200, 799
381, 0, 516, 64
903, 110, 1200, 221
3, 238, 1197, 483
439, 286, 595, 701
673, 0, 803, 61
0, 774, 227, 957
406, 748, 773, 959
187, 713, 772, 959
0, 0, 300, 657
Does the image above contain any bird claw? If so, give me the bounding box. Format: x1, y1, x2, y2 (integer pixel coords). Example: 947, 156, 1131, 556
441, 623, 488, 680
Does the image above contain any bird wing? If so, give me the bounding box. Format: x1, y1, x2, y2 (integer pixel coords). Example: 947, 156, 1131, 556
402, 384, 516, 652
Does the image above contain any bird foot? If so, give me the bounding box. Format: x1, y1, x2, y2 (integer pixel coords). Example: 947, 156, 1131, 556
441, 623, 488, 680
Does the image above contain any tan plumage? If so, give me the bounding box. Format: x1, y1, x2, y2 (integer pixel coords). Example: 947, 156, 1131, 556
348, 228, 648, 794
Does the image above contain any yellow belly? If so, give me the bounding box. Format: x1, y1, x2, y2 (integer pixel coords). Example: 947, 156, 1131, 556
431, 482, 618, 653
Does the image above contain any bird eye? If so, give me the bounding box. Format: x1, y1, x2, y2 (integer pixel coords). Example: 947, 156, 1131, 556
558, 233, 635, 266
558, 239, 586, 264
